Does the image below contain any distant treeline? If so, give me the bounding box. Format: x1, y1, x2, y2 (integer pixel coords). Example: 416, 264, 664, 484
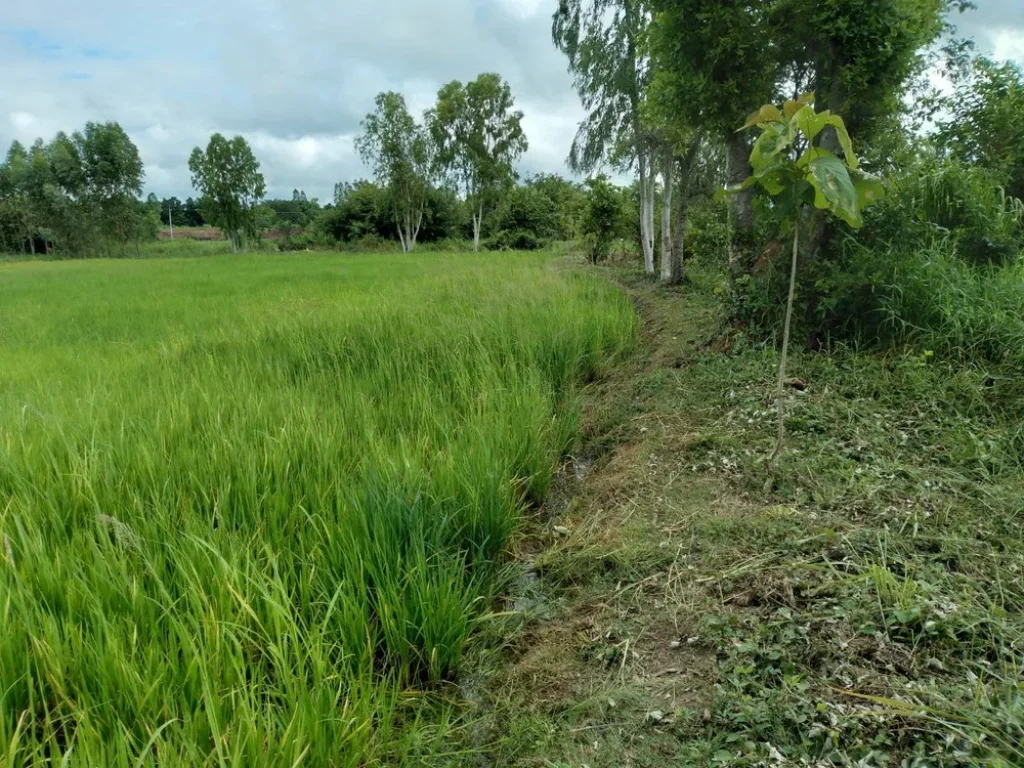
0, 69, 696, 259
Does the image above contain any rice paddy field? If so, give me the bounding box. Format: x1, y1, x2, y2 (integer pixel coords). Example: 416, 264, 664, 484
0, 251, 637, 766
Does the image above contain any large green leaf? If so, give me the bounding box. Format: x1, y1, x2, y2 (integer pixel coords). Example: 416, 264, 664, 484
741, 103, 784, 131
774, 179, 815, 225
807, 149, 862, 228
850, 168, 886, 210
824, 114, 858, 168
750, 123, 792, 171
756, 167, 786, 196
792, 106, 830, 142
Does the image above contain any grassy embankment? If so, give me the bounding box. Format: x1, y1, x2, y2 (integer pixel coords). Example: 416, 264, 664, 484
478, 261, 1024, 767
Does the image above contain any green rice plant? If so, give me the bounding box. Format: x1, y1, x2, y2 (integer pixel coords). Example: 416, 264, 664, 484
0, 249, 637, 765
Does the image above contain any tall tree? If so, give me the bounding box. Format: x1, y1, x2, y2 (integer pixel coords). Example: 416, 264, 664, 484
188, 134, 266, 252
428, 73, 528, 252
0, 142, 33, 253
553, 0, 658, 274
23, 140, 55, 255
76, 122, 145, 256
356, 92, 435, 253
46, 131, 93, 255
770, 0, 962, 259
648, 0, 780, 279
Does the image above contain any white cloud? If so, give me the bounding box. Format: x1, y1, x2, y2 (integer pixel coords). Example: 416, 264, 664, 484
0, 0, 1020, 201
993, 29, 1024, 64
0, 0, 580, 200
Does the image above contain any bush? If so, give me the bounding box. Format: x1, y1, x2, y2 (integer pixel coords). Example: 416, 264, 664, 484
488, 186, 559, 243
904, 162, 1023, 266
741, 156, 1024, 359
484, 229, 546, 251
685, 199, 730, 268
276, 231, 330, 252
582, 175, 627, 264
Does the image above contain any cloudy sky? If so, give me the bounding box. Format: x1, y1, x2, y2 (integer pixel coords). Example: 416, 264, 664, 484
1, 0, 1021, 202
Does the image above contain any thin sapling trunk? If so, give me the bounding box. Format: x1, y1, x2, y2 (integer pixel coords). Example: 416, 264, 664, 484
769, 221, 800, 474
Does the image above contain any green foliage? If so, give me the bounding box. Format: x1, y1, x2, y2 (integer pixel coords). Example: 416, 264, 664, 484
647, 0, 779, 137
745, 154, 1024, 371
731, 97, 884, 230
262, 189, 322, 231
894, 160, 1023, 265
428, 73, 528, 250
188, 133, 266, 252
156, 196, 205, 227
526, 173, 588, 241
322, 179, 392, 241
486, 185, 559, 250
356, 92, 436, 253
936, 57, 1024, 201
582, 174, 628, 263
0, 123, 146, 257
318, 180, 460, 245
685, 198, 731, 267
771, 0, 954, 139
0, 250, 637, 764
552, 0, 650, 174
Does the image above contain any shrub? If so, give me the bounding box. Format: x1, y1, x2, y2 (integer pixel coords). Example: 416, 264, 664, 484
488, 186, 559, 243
582, 175, 626, 264
276, 231, 331, 252
685, 198, 730, 268
485, 229, 546, 251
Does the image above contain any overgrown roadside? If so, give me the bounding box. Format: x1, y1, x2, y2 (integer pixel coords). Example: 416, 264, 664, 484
471, 262, 1024, 767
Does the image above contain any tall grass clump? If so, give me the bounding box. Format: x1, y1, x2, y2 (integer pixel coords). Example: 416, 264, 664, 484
878, 238, 1024, 366
0, 250, 637, 765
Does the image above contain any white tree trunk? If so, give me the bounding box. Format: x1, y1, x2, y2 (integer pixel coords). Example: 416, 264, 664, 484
410, 204, 424, 252
638, 150, 655, 274
397, 221, 408, 253
660, 156, 674, 282
472, 202, 483, 253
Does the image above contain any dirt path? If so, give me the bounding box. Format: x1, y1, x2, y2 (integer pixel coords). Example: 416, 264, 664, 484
475, 269, 745, 765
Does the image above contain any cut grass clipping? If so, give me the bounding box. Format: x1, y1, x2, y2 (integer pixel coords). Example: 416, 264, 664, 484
0, 251, 637, 765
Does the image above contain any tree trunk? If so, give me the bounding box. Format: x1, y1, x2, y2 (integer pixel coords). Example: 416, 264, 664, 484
659, 154, 675, 282
646, 171, 655, 272
638, 150, 655, 274
671, 189, 687, 286
769, 222, 801, 473
472, 202, 483, 253
667, 132, 703, 286
412, 205, 425, 252
725, 132, 755, 280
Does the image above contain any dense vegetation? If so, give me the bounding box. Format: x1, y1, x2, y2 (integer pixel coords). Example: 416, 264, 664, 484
0, 122, 149, 257
0, 252, 636, 764
1, 1, 1023, 763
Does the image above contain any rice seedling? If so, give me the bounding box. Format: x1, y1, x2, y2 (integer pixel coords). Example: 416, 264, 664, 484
0, 250, 637, 765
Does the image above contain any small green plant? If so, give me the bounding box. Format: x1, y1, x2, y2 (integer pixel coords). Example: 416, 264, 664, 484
728, 95, 885, 470
582, 174, 625, 264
